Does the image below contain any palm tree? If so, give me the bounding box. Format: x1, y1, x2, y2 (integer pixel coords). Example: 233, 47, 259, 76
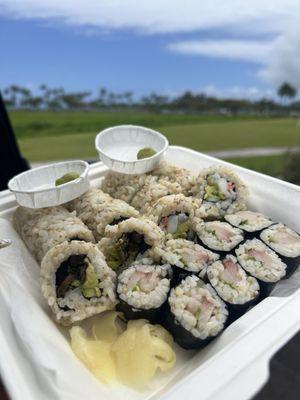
277, 82, 297, 105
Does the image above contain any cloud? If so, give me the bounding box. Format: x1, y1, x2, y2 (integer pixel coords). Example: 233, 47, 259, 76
202, 85, 275, 100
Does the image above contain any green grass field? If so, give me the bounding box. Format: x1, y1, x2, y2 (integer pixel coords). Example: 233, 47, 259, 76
8, 110, 300, 179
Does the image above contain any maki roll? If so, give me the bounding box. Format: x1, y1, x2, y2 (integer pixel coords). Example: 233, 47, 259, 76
260, 223, 300, 278
163, 275, 228, 349
130, 176, 181, 213
67, 188, 139, 241
191, 166, 248, 219
145, 194, 204, 240
116, 262, 172, 323
195, 221, 244, 256
235, 238, 286, 297
41, 241, 117, 326
13, 206, 95, 263
155, 239, 219, 282
206, 255, 260, 321
99, 217, 165, 270
225, 210, 273, 239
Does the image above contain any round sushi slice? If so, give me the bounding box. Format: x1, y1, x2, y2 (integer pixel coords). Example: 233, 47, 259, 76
225, 210, 273, 239
191, 166, 248, 219
155, 239, 219, 281
195, 221, 244, 255
130, 176, 182, 213
260, 223, 300, 278
163, 275, 228, 349
116, 262, 172, 323
207, 255, 260, 320
145, 194, 204, 240
68, 188, 139, 241
99, 217, 165, 271
41, 241, 117, 326
13, 206, 95, 263
235, 238, 286, 297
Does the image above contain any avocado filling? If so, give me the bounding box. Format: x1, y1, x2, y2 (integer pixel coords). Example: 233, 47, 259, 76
55, 171, 80, 186
159, 212, 193, 240
204, 174, 236, 202
106, 232, 150, 270
56, 254, 100, 300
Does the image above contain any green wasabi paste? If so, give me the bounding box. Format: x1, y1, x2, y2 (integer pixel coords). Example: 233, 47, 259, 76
55, 172, 80, 186
137, 147, 156, 160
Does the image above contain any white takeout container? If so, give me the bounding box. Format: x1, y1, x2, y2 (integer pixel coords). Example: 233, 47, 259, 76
95, 125, 169, 174
0, 145, 300, 400
8, 160, 90, 208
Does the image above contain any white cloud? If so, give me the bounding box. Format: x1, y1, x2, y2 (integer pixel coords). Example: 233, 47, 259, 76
202, 85, 275, 100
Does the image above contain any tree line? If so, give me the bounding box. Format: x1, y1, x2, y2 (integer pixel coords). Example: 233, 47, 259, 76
2, 82, 299, 114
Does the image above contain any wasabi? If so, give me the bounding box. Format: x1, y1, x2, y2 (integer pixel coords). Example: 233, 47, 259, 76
137, 147, 156, 160
55, 172, 80, 186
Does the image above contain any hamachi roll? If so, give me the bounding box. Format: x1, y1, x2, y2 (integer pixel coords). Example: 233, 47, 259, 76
260, 223, 300, 278
67, 188, 139, 241
225, 210, 273, 239
116, 262, 172, 322
206, 255, 260, 320
130, 177, 182, 213
99, 217, 165, 270
191, 166, 248, 219
195, 221, 244, 255
163, 275, 228, 349
235, 238, 286, 296
155, 239, 219, 281
41, 241, 117, 326
145, 194, 204, 240
13, 206, 95, 263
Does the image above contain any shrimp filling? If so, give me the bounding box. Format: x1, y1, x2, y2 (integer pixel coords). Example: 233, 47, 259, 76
117, 264, 171, 310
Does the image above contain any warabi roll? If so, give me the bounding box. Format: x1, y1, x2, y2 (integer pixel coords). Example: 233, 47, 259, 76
163, 275, 228, 349
225, 210, 274, 239
41, 241, 117, 326
260, 223, 300, 278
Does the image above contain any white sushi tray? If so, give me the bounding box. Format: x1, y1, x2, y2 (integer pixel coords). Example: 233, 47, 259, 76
0, 145, 300, 400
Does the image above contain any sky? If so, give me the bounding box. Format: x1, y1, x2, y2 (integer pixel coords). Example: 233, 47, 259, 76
0, 0, 299, 100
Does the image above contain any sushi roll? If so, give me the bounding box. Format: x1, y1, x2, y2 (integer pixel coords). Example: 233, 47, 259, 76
235, 238, 287, 297
116, 262, 172, 323
155, 239, 219, 282
13, 206, 95, 263
67, 188, 139, 241
206, 255, 260, 321
195, 221, 244, 256
225, 210, 274, 239
99, 217, 165, 270
145, 194, 204, 240
151, 161, 196, 195
191, 166, 248, 219
163, 275, 228, 349
130, 176, 182, 213
41, 241, 117, 326
260, 223, 300, 278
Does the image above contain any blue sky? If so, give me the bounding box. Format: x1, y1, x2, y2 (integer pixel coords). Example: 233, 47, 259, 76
0, 0, 299, 99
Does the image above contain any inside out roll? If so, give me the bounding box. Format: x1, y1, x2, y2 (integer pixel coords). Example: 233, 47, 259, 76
67, 188, 139, 241
191, 166, 248, 219
13, 206, 95, 263
99, 217, 165, 270
41, 241, 117, 326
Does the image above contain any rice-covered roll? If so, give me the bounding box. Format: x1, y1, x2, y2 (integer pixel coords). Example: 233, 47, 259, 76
101, 172, 149, 203
260, 224, 300, 278
152, 161, 196, 195
195, 221, 244, 255
191, 166, 248, 219
155, 239, 219, 281
145, 194, 204, 240
41, 241, 117, 326
99, 217, 165, 270
235, 238, 286, 297
225, 210, 273, 239
207, 255, 260, 320
130, 176, 182, 213
116, 262, 172, 323
163, 275, 228, 349
67, 188, 139, 241
13, 206, 95, 263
